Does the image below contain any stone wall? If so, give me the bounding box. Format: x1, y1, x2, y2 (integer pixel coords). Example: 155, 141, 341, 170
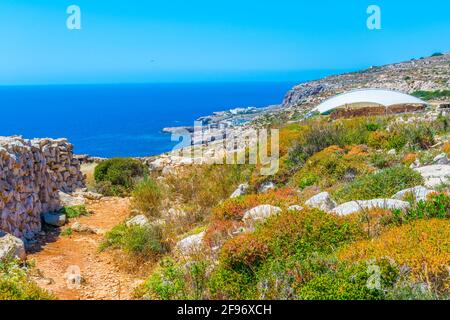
0, 136, 85, 239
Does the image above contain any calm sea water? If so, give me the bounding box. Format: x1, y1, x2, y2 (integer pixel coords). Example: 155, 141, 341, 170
0, 81, 306, 157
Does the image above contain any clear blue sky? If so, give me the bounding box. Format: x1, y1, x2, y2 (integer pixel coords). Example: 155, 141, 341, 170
1, 0, 449, 85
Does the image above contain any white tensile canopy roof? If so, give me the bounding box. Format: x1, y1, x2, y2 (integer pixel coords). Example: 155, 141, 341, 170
312, 89, 427, 114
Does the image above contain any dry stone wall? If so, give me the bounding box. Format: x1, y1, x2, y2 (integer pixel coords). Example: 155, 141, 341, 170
0, 136, 85, 239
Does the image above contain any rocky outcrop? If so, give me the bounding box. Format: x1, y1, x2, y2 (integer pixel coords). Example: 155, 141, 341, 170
282, 54, 450, 109
331, 199, 410, 216
414, 165, 450, 188
305, 192, 337, 212
0, 136, 85, 239
0, 232, 26, 261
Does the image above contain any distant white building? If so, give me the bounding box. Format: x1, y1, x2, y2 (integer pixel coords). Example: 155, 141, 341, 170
312, 89, 427, 115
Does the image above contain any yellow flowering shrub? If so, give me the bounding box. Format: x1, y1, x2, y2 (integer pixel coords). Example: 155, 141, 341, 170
291, 145, 373, 189
337, 219, 450, 291
443, 142, 450, 157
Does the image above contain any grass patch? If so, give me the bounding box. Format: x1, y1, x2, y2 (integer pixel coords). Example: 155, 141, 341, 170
60, 205, 89, 219
100, 224, 167, 259
60, 228, 73, 237
131, 178, 162, 218
333, 165, 423, 203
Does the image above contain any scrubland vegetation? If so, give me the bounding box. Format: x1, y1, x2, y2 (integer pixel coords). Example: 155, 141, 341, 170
0, 259, 54, 300
90, 111, 450, 301
412, 90, 450, 101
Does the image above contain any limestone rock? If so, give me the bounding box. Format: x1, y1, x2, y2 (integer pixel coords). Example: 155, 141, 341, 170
43, 212, 67, 227
414, 165, 450, 188
176, 232, 205, 254
433, 153, 449, 165
74, 191, 103, 201
58, 191, 86, 207
0, 232, 26, 261
288, 205, 304, 212
331, 199, 410, 216
71, 222, 97, 234
243, 205, 282, 224
126, 215, 150, 228
258, 181, 275, 193
230, 183, 249, 198
305, 192, 337, 212
392, 186, 435, 202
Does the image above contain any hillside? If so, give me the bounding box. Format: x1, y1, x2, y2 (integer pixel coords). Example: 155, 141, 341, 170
1, 54, 450, 301
283, 53, 450, 109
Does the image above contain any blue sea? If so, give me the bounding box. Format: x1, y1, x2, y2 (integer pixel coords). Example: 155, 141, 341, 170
0, 81, 309, 157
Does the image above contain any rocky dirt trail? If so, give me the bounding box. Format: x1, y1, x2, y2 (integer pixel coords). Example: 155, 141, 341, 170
28, 197, 144, 300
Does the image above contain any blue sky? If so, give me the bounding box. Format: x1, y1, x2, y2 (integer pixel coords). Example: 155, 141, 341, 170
0, 0, 449, 85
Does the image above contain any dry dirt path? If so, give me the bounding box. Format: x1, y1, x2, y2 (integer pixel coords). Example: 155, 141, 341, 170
28, 197, 144, 300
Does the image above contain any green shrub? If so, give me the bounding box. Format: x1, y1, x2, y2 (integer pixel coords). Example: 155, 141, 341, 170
131, 178, 162, 218
412, 90, 450, 100
333, 166, 423, 203
255, 253, 336, 300
61, 228, 73, 237
369, 152, 399, 169
0, 259, 54, 300
291, 145, 372, 189
287, 118, 386, 174
209, 208, 365, 299
398, 193, 450, 222
297, 258, 399, 300
208, 266, 257, 300
100, 224, 166, 258
94, 158, 148, 196
60, 205, 89, 219
386, 281, 445, 300
142, 258, 209, 300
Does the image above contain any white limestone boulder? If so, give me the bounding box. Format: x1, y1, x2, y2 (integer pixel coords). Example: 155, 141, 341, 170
433, 153, 449, 165
126, 215, 150, 228
331, 199, 410, 216
305, 192, 337, 212
414, 165, 450, 188
230, 183, 250, 198
71, 222, 98, 234
0, 232, 26, 261
392, 186, 435, 202
258, 181, 275, 194
243, 205, 282, 225
73, 190, 103, 201
176, 232, 205, 254
58, 191, 86, 207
